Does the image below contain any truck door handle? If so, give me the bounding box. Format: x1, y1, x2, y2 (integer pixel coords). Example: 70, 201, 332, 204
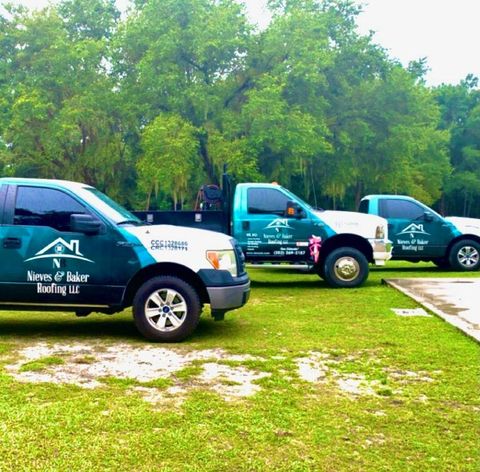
3, 237, 21, 249
242, 221, 250, 231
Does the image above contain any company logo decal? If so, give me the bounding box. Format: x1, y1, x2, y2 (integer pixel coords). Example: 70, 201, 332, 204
309, 235, 322, 264
396, 223, 430, 238
25, 238, 94, 265
264, 219, 292, 231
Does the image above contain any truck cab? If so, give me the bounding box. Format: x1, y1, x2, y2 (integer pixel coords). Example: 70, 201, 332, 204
231, 183, 392, 287
0, 178, 250, 341
360, 194, 480, 271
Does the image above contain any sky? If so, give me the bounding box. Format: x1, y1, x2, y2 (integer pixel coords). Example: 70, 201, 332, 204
3, 0, 479, 86
354, 0, 480, 86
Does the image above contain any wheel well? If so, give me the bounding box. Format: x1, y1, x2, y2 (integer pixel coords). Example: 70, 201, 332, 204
446, 234, 480, 256
319, 234, 373, 264
122, 263, 209, 308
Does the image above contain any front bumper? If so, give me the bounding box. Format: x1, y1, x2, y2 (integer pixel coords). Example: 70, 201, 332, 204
369, 239, 393, 266
207, 281, 251, 312
198, 270, 251, 313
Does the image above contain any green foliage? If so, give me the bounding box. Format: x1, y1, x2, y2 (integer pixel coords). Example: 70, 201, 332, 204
138, 113, 198, 209
435, 76, 480, 216
0, 0, 478, 214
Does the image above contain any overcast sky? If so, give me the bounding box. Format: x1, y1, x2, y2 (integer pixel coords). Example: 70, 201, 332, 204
3, 0, 479, 86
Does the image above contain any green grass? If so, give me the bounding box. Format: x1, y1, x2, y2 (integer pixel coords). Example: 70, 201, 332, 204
19, 356, 65, 372
0, 261, 479, 471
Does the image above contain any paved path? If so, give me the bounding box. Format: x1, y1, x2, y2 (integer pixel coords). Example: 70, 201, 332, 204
384, 278, 480, 343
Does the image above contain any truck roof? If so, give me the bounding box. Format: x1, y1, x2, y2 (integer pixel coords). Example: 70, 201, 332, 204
236, 182, 282, 188
0, 177, 92, 192
362, 194, 417, 201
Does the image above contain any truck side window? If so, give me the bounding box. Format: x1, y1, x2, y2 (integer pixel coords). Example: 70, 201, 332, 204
14, 186, 87, 231
247, 188, 290, 214
358, 200, 369, 214
379, 199, 424, 219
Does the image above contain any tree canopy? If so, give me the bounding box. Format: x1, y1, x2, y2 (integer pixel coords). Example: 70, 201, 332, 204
0, 0, 478, 216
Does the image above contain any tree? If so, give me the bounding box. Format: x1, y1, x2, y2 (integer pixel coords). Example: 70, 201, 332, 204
138, 114, 198, 209
0, 1, 135, 202
115, 0, 252, 186
435, 76, 480, 216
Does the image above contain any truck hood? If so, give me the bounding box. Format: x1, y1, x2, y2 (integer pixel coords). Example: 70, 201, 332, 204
314, 210, 388, 239
122, 224, 235, 272
444, 216, 480, 237
125, 224, 234, 250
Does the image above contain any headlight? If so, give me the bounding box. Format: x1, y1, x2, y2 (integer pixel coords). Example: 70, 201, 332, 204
206, 250, 238, 277
375, 225, 385, 239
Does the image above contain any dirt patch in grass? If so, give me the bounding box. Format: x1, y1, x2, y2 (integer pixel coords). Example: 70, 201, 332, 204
5, 342, 269, 405
296, 351, 438, 397
4, 344, 440, 406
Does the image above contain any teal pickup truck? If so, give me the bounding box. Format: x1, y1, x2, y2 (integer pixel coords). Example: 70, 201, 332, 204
359, 194, 480, 271
0, 178, 250, 341
136, 178, 392, 288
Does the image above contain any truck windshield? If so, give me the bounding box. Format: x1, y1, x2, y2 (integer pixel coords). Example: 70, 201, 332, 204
280, 186, 317, 212
78, 187, 142, 225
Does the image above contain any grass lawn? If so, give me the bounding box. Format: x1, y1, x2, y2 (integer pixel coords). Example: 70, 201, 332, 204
0, 262, 479, 471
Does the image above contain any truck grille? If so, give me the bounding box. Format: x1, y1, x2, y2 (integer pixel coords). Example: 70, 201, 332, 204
232, 240, 246, 276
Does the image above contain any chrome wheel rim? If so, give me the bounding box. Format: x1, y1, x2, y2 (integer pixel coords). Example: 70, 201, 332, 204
334, 256, 360, 282
457, 246, 479, 268
144, 288, 187, 332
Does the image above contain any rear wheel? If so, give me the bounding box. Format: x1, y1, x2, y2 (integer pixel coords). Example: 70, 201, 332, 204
133, 276, 201, 342
323, 247, 369, 288
448, 239, 480, 271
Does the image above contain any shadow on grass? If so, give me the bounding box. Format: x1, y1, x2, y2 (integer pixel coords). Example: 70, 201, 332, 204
373, 266, 450, 274
0, 317, 141, 341
250, 279, 326, 289
0, 314, 238, 344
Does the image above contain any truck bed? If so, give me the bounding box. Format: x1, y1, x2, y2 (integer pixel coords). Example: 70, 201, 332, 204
132, 210, 229, 235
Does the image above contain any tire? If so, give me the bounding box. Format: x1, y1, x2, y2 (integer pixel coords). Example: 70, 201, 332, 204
323, 247, 369, 288
448, 239, 480, 271
132, 276, 201, 342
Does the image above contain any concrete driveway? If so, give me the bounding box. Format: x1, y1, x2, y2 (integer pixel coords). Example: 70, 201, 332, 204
384, 278, 480, 342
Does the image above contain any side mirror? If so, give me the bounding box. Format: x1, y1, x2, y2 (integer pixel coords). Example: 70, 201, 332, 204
285, 201, 306, 219
71, 214, 103, 235
424, 212, 434, 222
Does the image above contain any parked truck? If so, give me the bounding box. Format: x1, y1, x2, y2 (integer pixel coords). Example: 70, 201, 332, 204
359, 194, 480, 271
0, 178, 250, 341
135, 177, 392, 288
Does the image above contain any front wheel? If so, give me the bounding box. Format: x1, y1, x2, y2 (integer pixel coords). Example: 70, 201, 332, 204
448, 239, 480, 271
133, 276, 201, 342
323, 248, 369, 288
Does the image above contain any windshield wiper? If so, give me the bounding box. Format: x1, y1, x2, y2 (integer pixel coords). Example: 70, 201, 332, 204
117, 219, 142, 226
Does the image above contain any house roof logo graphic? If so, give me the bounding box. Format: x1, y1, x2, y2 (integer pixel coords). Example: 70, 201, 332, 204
264, 219, 292, 231
25, 238, 94, 263
396, 223, 430, 238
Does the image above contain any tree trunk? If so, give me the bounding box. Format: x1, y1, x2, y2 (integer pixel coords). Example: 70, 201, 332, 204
440, 192, 446, 216
145, 188, 152, 210
198, 132, 217, 184
354, 181, 363, 210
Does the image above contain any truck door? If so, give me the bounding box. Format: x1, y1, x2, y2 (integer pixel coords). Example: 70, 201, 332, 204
0, 185, 126, 306
235, 187, 313, 262
379, 198, 453, 258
